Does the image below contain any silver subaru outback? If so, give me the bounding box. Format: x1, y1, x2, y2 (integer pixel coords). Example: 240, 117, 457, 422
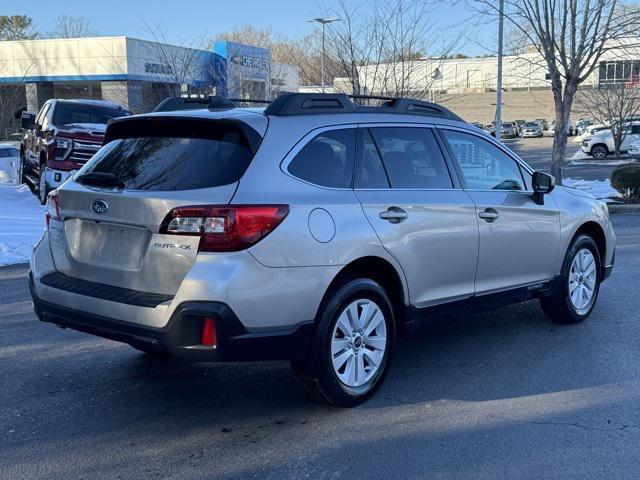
30, 93, 615, 407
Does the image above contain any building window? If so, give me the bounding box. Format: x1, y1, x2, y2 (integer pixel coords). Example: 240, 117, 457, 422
599, 60, 640, 85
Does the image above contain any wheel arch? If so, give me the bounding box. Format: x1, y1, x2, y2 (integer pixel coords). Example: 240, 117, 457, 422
316, 255, 409, 332
572, 221, 607, 278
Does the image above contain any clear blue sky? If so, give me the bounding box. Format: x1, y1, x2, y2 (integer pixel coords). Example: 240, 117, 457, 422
8, 0, 496, 56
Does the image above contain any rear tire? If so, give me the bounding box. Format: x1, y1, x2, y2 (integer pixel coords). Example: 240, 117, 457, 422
540, 234, 601, 324
292, 278, 395, 407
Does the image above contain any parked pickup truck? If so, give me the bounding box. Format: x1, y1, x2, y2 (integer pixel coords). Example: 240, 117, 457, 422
20, 99, 132, 203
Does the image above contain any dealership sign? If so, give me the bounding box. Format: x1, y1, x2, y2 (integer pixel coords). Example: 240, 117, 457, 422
230, 54, 269, 70
144, 62, 173, 75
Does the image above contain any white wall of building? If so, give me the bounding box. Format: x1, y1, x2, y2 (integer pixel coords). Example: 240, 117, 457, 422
0, 37, 129, 81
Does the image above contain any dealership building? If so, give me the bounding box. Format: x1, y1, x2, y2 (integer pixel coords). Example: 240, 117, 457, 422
0, 36, 299, 116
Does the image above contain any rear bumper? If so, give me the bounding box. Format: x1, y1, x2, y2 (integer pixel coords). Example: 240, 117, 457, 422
29, 271, 314, 362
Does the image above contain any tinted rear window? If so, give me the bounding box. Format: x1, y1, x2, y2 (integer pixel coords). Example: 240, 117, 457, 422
77, 121, 255, 191
53, 103, 131, 125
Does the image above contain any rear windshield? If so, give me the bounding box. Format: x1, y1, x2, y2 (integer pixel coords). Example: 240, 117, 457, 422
53, 103, 131, 125
76, 120, 255, 191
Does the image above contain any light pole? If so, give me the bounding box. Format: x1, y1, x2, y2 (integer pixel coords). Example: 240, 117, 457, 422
495, 0, 504, 139
308, 17, 340, 93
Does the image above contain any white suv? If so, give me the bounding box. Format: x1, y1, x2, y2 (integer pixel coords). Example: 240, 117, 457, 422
581, 122, 640, 159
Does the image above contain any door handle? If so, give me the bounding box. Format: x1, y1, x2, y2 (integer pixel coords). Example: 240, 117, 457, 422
379, 207, 408, 223
478, 208, 499, 222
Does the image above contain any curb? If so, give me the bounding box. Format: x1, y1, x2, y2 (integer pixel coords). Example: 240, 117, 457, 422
608, 203, 640, 214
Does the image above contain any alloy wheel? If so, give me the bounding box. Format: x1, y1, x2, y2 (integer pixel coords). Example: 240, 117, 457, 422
330, 299, 387, 388
568, 248, 597, 315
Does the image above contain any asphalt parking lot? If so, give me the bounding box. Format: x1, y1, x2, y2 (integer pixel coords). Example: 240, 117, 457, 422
1, 213, 639, 480
505, 135, 622, 181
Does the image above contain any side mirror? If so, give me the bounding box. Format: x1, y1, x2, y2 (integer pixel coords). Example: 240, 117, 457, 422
21, 111, 36, 130
532, 171, 555, 205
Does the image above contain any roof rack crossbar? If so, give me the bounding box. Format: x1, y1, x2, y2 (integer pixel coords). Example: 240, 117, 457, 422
264, 93, 463, 121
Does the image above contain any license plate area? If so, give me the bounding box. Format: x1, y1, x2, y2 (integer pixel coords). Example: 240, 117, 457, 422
64, 219, 149, 270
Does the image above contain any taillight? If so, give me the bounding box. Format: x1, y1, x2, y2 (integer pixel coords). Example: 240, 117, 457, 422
160, 205, 289, 252
45, 193, 61, 228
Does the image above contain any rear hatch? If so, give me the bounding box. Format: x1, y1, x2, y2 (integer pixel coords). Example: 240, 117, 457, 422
48, 113, 266, 296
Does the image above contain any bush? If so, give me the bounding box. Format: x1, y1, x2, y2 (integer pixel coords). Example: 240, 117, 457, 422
611, 164, 640, 201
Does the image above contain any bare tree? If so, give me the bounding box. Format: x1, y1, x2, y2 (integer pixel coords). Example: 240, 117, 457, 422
214, 25, 323, 88
136, 22, 213, 110
0, 84, 27, 137
577, 83, 640, 156
473, 0, 640, 184
321, 0, 458, 102
49, 16, 96, 38
0, 17, 37, 135
0, 15, 37, 40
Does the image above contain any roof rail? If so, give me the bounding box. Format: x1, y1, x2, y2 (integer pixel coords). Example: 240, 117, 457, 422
152, 96, 237, 113
264, 92, 463, 121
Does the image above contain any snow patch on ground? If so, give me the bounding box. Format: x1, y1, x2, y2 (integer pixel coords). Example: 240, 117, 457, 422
568, 149, 635, 166
564, 177, 619, 201
568, 149, 592, 161
0, 159, 45, 266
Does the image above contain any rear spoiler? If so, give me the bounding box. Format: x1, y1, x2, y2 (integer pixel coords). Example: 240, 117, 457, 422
152, 96, 272, 113
104, 115, 264, 154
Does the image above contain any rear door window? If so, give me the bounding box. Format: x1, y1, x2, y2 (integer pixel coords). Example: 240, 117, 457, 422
77, 119, 256, 191
355, 129, 390, 188
287, 128, 356, 188
368, 127, 453, 189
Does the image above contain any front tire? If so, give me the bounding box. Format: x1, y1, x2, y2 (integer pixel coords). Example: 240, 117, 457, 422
591, 144, 608, 160
540, 234, 601, 324
38, 165, 49, 205
292, 278, 396, 407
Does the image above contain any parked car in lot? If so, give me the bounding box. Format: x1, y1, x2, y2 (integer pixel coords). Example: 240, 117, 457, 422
20, 99, 132, 203
583, 123, 609, 137
575, 118, 593, 136
548, 120, 574, 136
499, 122, 518, 139
0, 143, 20, 184
581, 122, 640, 159
628, 139, 640, 159
483, 123, 496, 136
534, 118, 548, 130
1, 132, 23, 147
521, 122, 544, 137
29, 93, 616, 407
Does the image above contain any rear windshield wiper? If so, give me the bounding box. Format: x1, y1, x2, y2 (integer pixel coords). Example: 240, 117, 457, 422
75, 172, 125, 189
